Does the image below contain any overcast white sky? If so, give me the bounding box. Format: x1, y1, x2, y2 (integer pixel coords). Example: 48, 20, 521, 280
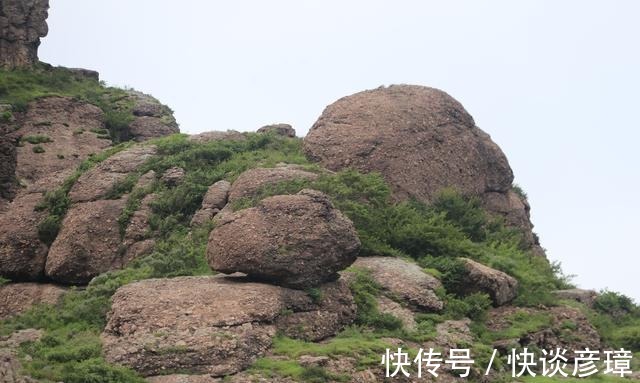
40, 0, 639, 301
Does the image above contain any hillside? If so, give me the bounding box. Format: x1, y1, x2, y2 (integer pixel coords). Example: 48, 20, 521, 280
1, 2, 639, 382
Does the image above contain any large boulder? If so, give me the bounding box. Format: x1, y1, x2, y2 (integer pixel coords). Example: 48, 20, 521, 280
191, 180, 231, 226
69, 145, 156, 203
227, 166, 318, 204
45, 198, 127, 284
257, 123, 296, 137
208, 189, 360, 289
303, 85, 541, 252
0, 283, 66, 319
0, 0, 49, 68
460, 258, 518, 306
346, 256, 444, 312
0, 192, 48, 281
102, 275, 355, 377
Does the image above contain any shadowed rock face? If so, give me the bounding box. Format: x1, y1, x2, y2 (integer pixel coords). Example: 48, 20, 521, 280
0, 0, 49, 68
304, 85, 544, 254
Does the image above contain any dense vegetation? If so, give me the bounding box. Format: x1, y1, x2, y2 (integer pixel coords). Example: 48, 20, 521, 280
1, 133, 638, 382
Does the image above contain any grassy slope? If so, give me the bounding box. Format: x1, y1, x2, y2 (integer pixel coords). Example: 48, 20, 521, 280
0, 68, 637, 381
0, 64, 135, 142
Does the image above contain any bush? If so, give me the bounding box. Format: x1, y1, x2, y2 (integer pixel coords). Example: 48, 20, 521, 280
32, 145, 45, 153
21, 134, 53, 144
594, 290, 637, 319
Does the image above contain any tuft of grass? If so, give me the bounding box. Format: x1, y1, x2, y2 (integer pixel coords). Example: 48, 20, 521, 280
21, 134, 53, 144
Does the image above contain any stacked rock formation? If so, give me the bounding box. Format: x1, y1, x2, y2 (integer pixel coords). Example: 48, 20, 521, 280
101, 177, 363, 377
0, 0, 49, 68
303, 85, 544, 256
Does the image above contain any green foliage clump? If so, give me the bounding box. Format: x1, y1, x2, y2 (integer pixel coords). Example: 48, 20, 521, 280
1, 110, 12, 121
346, 267, 403, 332
587, 291, 640, 352
32, 145, 45, 153
21, 134, 53, 144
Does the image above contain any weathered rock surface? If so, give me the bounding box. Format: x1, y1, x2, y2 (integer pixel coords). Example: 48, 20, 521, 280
303, 85, 542, 253
45, 198, 127, 284
160, 166, 185, 186
376, 296, 417, 330
191, 180, 230, 226
227, 166, 318, 204
0, 192, 48, 281
102, 275, 355, 377
257, 123, 296, 137
122, 193, 156, 260
188, 130, 246, 143
434, 319, 473, 351
487, 306, 601, 359
0, 283, 65, 319
0, 0, 49, 68
126, 90, 179, 141
14, 97, 110, 191
0, 116, 18, 205
553, 288, 598, 307
208, 189, 360, 289
274, 278, 356, 341
0, 329, 43, 383
347, 256, 444, 312
69, 145, 156, 202
460, 258, 518, 306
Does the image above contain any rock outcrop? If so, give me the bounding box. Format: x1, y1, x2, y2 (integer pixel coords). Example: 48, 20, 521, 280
303, 85, 542, 254
102, 275, 355, 377
0, 283, 65, 319
208, 189, 360, 289
257, 123, 296, 137
191, 180, 230, 226
346, 256, 444, 312
45, 198, 127, 284
126, 90, 180, 141
14, 97, 111, 191
553, 288, 598, 307
227, 166, 318, 204
69, 145, 156, 203
188, 130, 246, 143
460, 258, 518, 306
0, 0, 49, 68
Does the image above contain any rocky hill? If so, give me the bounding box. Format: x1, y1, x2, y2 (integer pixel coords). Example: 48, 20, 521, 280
0, 2, 639, 383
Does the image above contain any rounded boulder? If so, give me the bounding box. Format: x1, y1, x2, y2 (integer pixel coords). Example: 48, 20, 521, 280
207, 189, 360, 289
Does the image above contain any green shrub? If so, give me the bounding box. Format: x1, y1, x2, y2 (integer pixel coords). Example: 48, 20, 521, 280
32, 145, 45, 153
1, 110, 12, 121
21, 135, 53, 144
594, 290, 637, 319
